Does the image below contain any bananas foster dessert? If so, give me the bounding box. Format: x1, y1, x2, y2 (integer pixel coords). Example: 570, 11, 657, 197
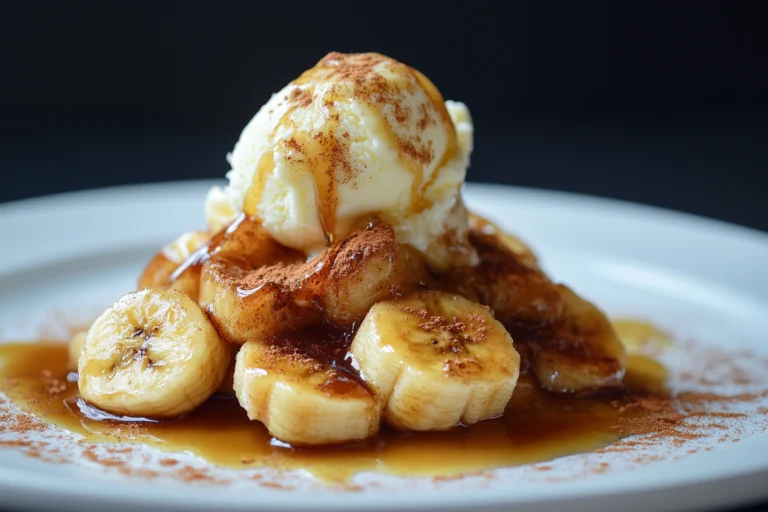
73, 52, 627, 447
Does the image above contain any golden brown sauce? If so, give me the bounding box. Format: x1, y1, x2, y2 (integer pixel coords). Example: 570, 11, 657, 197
0, 335, 663, 483
301, 132, 340, 245
269, 323, 362, 387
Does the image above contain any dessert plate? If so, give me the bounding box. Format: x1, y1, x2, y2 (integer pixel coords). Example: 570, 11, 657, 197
1, 180, 768, 512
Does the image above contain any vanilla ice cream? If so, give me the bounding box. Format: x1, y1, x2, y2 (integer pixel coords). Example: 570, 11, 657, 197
205, 52, 476, 270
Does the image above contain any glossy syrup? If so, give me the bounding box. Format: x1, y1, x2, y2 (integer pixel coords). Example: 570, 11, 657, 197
0, 338, 660, 483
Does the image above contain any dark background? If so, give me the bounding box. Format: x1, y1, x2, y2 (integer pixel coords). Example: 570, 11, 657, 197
1, 3, 768, 512
1, 2, 767, 233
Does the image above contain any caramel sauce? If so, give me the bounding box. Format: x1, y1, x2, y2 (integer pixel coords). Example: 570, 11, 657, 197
270, 323, 362, 388
301, 132, 339, 245
0, 331, 664, 483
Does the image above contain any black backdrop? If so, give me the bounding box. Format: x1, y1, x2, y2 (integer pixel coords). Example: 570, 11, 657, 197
1, 0, 766, 234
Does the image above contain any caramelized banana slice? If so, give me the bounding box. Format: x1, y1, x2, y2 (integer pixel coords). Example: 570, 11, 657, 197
200, 257, 321, 345
320, 221, 431, 324
528, 285, 626, 394
201, 220, 430, 344
350, 290, 520, 431
78, 289, 230, 418
140, 217, 302, 307
442, 227, 625, 395
234, 328, 379, 446
442, 227, 563, 327
468, 212, 538, 268
138, 231, 210, 302
211, 214, 302, 266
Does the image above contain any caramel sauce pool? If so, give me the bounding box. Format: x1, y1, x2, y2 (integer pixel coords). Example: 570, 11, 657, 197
0, 335, 663, 483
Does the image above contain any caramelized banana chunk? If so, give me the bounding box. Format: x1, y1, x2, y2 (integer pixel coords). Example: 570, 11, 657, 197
440, 226, 626, 395
201, 220, 430, 344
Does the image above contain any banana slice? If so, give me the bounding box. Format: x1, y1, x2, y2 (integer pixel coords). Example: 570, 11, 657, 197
349, 290, 520, 431
200, 220, 428, 344
468, 211, 538, 268
234, 333, 379, 446
138, 231, 210, 302
442, 223, 626, 395
320, 221, 430, 324
68, 331, 88, 370
200, 257, 321, 345
442, 226, 563, 328
78, 288, 230, 419
530, 285, 627, 394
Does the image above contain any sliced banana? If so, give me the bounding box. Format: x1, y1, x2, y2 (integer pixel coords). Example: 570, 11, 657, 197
320, 222, 430, 324
530, 285, 627, 394
68, 331, 88, 370
468, 211, 538, 268
162, 231, 211, 263
234, 339, 379, 446
442, 224, 563, 328
78, 288, 230, 419
443, 220, 626, 395
200, 257, 320, 345
350, 290, 520, 431
200, 220, 428, 344
138, 231, 210, 302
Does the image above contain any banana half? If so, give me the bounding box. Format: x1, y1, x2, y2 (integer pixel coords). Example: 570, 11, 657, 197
350, 290, 521, 431
78, 288, 231, 419
234, 337, 379, 446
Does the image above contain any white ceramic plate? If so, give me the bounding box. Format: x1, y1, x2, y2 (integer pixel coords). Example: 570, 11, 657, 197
1, 181, 768, 512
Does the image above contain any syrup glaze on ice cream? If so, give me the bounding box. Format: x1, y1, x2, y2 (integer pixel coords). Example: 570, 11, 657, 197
205, 52, 476, 271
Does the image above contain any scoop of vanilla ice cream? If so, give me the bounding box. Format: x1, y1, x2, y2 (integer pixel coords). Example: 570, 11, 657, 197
205, 52, 476, 270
